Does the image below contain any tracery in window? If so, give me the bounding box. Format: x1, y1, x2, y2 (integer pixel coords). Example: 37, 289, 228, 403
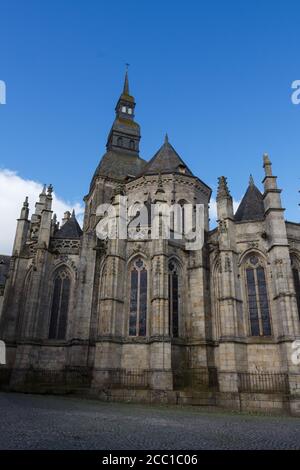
49, 268, 71, 339
244, 255, 271, 336
129, 258, 147, 336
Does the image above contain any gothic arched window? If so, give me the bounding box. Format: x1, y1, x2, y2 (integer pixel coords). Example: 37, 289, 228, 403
117, 136, 123, 147
129, 139, 135, 150
291, 256, 300, 319
129, 258, 148, 336
168, 260, 179, 337
49, 268, 71, 340
244, 255, 271, 336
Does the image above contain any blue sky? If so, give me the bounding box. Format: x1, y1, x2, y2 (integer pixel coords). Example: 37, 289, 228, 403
0, 0, 300, 250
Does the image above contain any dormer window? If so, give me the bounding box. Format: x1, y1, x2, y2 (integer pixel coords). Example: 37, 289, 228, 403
178, 164, 186, 174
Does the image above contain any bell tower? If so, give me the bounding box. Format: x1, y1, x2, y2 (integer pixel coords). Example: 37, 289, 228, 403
106, 70, 141, 154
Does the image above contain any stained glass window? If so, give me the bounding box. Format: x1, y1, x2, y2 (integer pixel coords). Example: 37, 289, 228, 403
129, 258, 147, 336
168, 260, 179, 337
245, 257, 271, 336
49, 269, 71, 339
246, 268, 260, 336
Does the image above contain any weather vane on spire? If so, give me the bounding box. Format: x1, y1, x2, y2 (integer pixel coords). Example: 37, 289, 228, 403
125, 63, 130, 71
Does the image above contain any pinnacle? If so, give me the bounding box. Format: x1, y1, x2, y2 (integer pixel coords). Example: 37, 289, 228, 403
217, 176, 231, 200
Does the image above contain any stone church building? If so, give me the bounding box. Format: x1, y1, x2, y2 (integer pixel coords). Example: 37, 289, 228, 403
0, 73, 300, 415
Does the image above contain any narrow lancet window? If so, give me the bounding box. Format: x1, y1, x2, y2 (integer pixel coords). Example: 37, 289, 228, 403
49, 269, 71, 340
129, 258, 147, 336
168, 260, 179, 337
245, 255, 271, 336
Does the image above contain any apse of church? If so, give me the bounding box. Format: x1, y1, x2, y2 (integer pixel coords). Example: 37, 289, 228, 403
0, 73, 300, 416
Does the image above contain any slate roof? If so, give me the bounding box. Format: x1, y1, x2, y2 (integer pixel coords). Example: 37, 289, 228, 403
91, 149, 147, 185
234, 181, 265, 222
140, 136, 193, 177
0, 255, 11, 286
54, 213, 83, 239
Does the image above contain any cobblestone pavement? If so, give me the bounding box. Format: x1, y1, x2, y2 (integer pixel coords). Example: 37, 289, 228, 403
0, 392, 299, 450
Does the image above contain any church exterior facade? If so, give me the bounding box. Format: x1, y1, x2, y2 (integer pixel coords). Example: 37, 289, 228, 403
1, 74, 300, 415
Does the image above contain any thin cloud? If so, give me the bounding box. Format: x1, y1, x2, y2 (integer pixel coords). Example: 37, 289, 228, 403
0, 168, 240, 255
0, 169, 84, 255
209, 198, 240, 227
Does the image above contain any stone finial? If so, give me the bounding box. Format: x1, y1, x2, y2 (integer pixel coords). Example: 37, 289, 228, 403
263, 153, 273, 176
164, 133, 169, 144
20, 196, 29, 219
71, 209, 75, 218
47, 184, 53, 196
249, 174, 254, 186
38, 184, 47, 204
62, 211, 71, 226
217, 176, 231, 200
263, 153, 271, 165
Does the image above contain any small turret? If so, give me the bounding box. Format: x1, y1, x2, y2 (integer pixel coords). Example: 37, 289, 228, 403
13, 197, 30, 255
262, 153, 282, 213
37, 183, 54, 248
216, 176, 233, 220
20, 196, 29, 220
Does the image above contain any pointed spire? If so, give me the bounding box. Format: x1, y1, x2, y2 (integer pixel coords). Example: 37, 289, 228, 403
249, 174, 254, 186
105, 70, 139, 154
217, 176, 231, 200
38, 184, 47, 205
123, 68, 130, 95
71, 209, 75, 218
164, 133, 169, 145
20, 196, 29, 219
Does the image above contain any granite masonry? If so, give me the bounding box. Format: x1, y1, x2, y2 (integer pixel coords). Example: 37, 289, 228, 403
0, 73, 300, 415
